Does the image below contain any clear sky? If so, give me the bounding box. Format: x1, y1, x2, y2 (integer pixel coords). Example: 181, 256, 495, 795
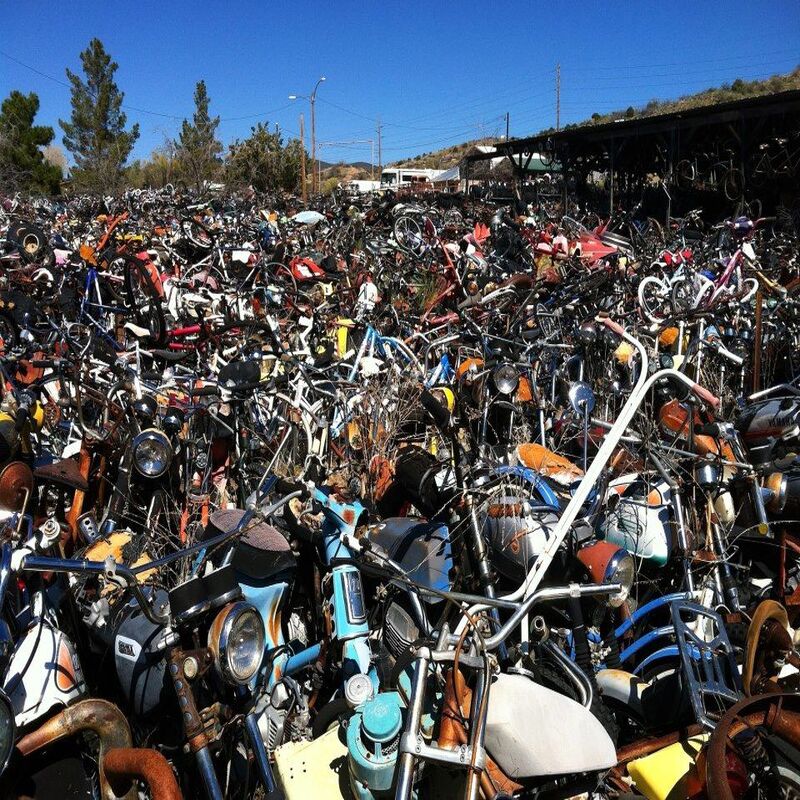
2, 0, 799, 169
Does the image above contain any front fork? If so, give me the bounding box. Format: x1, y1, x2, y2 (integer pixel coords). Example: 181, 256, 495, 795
167, 648, 224, 800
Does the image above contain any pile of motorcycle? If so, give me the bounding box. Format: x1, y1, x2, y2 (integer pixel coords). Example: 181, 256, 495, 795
1, 185, 800, 800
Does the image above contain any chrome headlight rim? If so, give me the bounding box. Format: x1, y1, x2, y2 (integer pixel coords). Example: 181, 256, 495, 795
208, 601, 265, 685
132, 429, 173, 478
604, 549, 635, 608
0, 689, 14, 775
492, 363, 519, 396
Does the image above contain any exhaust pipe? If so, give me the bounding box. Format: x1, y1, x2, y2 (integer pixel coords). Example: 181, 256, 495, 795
104, 748, 182, 800
16, 699, 136, 800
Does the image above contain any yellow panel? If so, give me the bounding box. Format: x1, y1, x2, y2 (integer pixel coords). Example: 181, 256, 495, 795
628, 734, 708, 800
273, 727, 350, 800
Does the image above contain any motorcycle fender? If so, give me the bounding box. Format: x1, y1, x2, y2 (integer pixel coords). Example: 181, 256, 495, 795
484, 674, 616, 778
4, 621, 87, 728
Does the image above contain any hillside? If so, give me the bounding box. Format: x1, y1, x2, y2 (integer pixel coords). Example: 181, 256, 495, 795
391, 67, 800, 169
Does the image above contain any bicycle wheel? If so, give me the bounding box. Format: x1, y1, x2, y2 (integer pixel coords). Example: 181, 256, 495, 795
723, 167, 744, 201
394, 216, 424, 255
671, 278, 697, 315
637, 276, 671, 322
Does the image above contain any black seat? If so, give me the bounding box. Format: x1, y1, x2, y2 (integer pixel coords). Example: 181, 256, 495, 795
203, 509, 295, 581
218, 360, 261, 388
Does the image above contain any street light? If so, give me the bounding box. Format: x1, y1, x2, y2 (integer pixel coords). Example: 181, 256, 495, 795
289, 76, 326, 194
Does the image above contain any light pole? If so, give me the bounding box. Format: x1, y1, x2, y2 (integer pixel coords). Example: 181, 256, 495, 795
290, 76, 325, 194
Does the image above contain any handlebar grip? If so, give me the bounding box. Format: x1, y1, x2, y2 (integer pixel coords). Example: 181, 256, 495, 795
692, 383, 721, 410
30, 359, 60, 369
599, 317, 625, 337
420, 388, 451, 428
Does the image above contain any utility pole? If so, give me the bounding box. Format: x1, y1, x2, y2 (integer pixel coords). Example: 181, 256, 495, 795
311, 93, 317, 194
556, 63, 561, 132
299, 113, 307, 204
376, 117, 382, 177
505, 112, 510, 141
289, 76, 326, 195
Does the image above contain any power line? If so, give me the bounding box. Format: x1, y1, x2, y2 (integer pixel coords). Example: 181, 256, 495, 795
0, 50, 294, 124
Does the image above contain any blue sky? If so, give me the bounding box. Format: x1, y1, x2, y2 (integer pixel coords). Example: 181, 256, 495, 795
2, 0, 799, 169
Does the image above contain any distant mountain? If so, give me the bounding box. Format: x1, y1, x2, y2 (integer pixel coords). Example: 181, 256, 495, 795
317, 160, 373, 171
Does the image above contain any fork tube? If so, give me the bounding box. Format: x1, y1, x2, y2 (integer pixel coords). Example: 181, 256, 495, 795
396, 650, 429, 800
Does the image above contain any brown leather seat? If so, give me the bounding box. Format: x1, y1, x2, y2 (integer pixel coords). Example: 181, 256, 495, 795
34, 458, 89, 492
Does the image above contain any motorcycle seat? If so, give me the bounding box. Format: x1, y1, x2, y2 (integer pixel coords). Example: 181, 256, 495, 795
204, 508, 295, 581
34, 457, 89, 492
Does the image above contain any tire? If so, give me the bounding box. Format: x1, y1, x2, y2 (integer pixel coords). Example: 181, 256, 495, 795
181, 218, 214, 251
671, 278, 697, 316
638, 276, 671, 322
14, 224, 49, 263
723, 167, 744, 201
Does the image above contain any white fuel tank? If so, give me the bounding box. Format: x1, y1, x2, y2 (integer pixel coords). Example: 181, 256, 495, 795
484, 673, 617, 778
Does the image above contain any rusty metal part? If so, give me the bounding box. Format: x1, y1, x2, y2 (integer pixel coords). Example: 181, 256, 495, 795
706, 693, 800, 800
16, 698, 136, 800
438, 668, 523, 798
104, 748, 183, 800
743, 600, 792, 696
168, 648, 212, 752
615, 725, 704, 767
0, 461, 33, 512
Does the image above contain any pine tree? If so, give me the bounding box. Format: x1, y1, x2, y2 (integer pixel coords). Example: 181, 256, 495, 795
0, 91, 62, 194
59, 38, 139, 191
176, 80, 222, 191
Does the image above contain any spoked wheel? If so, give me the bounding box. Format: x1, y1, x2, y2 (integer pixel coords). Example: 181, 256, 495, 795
394, 216, 424, 255
671, 278, 698, 316
123, 256, 166, 343
637, 276, 672, 322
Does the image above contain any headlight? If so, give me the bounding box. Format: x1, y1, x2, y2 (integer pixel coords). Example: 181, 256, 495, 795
604, 550, 635, 608
0, 690, 14, 775
492, 364, 519, 396
577, 542, 634, 608
208, 602, 265, 685
132, 429, 172, 477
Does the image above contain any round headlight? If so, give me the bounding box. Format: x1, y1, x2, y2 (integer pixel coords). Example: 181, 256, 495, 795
605, 550, 635, 608
492, 364, 519, 396
0, 690, 15, 775
132, 429, 172, 477
208, 602, 265, 685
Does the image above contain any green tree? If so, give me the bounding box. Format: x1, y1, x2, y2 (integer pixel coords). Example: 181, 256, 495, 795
60, 38, 139, 191
176, 80, 222, 191
0, 91, 62, 194
226, 123, 306, 193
